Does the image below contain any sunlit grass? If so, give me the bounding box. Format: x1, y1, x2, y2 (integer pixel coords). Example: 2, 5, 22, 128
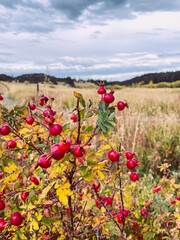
1, 81, 180, 175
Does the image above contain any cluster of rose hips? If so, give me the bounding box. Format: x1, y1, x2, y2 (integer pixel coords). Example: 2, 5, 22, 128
97, 83, 128, 110
108, 150, 139, 182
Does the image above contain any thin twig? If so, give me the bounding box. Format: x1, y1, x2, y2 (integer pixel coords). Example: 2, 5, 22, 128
74, 201, 87, 232
93, 184, 122, 232
76, 97, 81, 144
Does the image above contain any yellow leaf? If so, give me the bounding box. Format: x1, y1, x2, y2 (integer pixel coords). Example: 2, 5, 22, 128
39, 181, 55, 200
56, 187, 68, 205
30, 219, 39, 231
57, 236, 66, 240
97, 170, 105, 180
99, 144, 111, 151
4, 163, 17, 173
93, 160, 107, 169
0, 150, 4, 158
39, 127, 45, 133
74, 91, 82, 98
19, 128, 31, 134
16, 141, 23, 149
35, 211, 43, 221
56, 184, 72, 206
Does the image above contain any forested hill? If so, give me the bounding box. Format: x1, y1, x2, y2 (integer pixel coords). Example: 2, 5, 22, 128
0, 71, 180, 86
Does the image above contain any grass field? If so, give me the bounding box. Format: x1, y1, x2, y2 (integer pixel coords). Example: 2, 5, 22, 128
1, 81, 180, 176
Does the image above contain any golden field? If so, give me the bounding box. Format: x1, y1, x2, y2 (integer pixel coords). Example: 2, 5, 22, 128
1, 81, 180, 175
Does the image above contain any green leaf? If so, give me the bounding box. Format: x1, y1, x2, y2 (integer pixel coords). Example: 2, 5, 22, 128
83, 169, 93, 181
102, 111, 109, 122
80, 95, 86, 108
63, 123, 70, 130
29, 190, 35, 199
85, 112, 94, 118
86, 126, 94, 133
87, 154, 98, 166
103, 122, 114, 130
80, 166, 88, 176
101, 124, 107, 133
80, 109, 85, 119
35, 144, 48, 148
99, 101, 107, 111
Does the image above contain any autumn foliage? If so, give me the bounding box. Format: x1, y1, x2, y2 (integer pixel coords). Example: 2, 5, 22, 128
0, 89, 179, 240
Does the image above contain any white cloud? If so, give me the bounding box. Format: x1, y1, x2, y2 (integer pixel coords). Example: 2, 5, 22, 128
0, 1, 180, 81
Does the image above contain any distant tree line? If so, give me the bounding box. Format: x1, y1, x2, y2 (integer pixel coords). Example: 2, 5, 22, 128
0, 71, 180, 87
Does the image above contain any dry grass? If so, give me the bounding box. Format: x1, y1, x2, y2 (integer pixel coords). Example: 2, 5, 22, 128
1, 81, 180, 175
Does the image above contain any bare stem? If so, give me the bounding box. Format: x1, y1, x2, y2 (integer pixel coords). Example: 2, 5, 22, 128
93, 184, 122, 232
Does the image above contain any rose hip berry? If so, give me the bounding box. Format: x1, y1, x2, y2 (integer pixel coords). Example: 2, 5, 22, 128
73, 145, 85, 158
45, 116, 55, 125
125, 151, 134, 159
130, 172, 139, 182
30, 177, 39, 185
26, 116, 34, 125
59, 140, 71, 152
120, 208, 129, 218
117, 101, 127, 111
132, 221, 138, 227
39, 96, 48, 106
38, 154, 52, 169
108, 150, 119, 162
117, 214, 123, 223
21, 192, 29, 201
10, 212, 23, 226
0, 125, 11, 135
49, 124, 62, 136
0, 200, 5, 210
0, 95, 3, 101
71, 114, 77, 122
0, 221, 5, 231
43, 108, 55, 117
176, 196, 180, 201
6, 140, 17, 148
50, 144, 65, 160
97, 86, 106, 95
141, 208, 148, 216
126, 159, 136, 170
104, 93, 115, 104
30, 104, 36, 110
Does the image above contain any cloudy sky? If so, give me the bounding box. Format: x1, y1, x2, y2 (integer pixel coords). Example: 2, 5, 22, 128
1, 0, 180, 81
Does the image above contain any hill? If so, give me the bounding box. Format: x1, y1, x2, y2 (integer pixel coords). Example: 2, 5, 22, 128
0, 71, 180, 87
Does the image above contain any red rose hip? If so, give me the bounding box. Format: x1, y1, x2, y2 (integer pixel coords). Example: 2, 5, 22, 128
126, 159, 136, 170
30, 104, 36, 110
0, 200, 5, 210
26, 116, 34, 125
59, 140, 71, 152
71, 114, 77, 122
50, 144, 65, 160
117, 101, 127, 111
38, 154, 51, 169
0, 125, 11, 135
10, 212, 23, 226
6, 140, 17, 148
73, 145, 85, 157
49, 124, 62, 136
21, 192, 29, 201
97, 86, 106, 95
108, 150, 119, 162
104, 93, 115, 104
130, 172, 139, 182
125, 151, 134, 159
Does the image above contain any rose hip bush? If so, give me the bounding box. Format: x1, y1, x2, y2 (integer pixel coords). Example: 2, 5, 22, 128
0, 89, 179, 240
